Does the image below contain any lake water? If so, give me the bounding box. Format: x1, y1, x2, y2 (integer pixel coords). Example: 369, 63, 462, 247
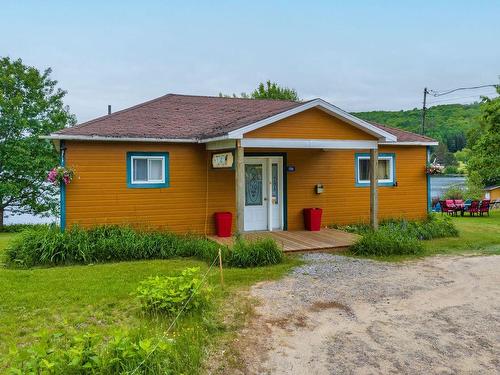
4, 176, 467, 225
430, 176, 466, 199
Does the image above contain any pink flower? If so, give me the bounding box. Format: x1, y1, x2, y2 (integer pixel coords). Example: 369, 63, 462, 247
47, 168, 58, 183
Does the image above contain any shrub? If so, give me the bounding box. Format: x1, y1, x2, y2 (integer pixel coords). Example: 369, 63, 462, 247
135, 267, 211, 316
333, 215, 458, 241
229, 236, 284, 267
335, 215, 459, 256
9, 331, 179, 375
406, 214, 459, 240
443, 185, 465, 200
5, 225, 221, 268
350, 226, 425, 256
443, 165, 460, 175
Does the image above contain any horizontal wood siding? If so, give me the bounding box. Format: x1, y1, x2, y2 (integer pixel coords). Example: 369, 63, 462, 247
245, 108, 377, 140
247, 146, 428, 229
489, 189, 500, 200
65, 141, 235, 234
65, 141, 426, 234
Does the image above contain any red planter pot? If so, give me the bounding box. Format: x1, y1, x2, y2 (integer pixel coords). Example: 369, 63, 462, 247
214, 212, 232, 237
303, 208, 322, 231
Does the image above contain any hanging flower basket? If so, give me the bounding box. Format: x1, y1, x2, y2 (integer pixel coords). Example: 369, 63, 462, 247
47, 166, 74, 186
426, 162, 444, 175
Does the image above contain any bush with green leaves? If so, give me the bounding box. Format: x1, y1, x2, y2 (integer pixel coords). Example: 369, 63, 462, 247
135, 267, 211, 316
229, 236, 284, 267
333, 214, 458, 240
443, 185, 465, 200
350, 226, 425, 256
8, 330, 182, 375
336, 214, 459, 256
5, 225, 221, 268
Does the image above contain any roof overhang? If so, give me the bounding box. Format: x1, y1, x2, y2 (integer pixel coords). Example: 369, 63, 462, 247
379, 141, 439, 146
41, 134, 197, 143
207, 98, 397, 143
240, 138, 378, 150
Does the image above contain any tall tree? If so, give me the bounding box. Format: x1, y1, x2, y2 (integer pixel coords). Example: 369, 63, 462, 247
0, 57, 75, 227
467, 86, 500, 187
219, 80, 300, 101
250, 80, 299, 101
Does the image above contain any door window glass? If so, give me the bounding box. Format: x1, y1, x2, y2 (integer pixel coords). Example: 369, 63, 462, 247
245, 164, 263, 206
272, 163, 279, 203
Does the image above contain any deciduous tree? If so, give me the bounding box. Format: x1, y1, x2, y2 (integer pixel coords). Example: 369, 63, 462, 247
0, 57, 75, 227
467, 86, 500, 187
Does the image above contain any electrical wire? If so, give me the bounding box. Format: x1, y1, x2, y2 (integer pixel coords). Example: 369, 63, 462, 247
426, 94, 493, 105
429, 84, 498, 97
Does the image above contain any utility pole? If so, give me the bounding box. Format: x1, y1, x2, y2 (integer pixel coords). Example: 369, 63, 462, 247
421, 87, 428, 136
421, 83, 497, 135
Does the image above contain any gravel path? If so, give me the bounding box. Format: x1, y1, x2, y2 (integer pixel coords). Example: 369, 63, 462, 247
236, 254, 500, 374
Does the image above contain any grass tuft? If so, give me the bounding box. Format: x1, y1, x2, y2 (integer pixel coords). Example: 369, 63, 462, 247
5, 225, 223, 268
229, 235, 284, 267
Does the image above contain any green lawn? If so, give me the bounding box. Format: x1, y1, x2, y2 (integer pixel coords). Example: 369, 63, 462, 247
1, 213, 498, 370
423, 211, 500, 256
0, 233, 300, 372
350, 211, 500, 262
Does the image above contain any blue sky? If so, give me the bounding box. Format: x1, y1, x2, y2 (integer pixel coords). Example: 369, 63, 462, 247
1, 0, 499, 123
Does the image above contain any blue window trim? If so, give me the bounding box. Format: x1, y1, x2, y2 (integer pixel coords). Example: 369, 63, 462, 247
126, 152, 170, 188
60, 140, 66, 232
355, 152, 396, 187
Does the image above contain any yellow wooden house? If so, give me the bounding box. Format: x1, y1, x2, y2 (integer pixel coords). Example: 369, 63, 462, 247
44, 94, 438, 235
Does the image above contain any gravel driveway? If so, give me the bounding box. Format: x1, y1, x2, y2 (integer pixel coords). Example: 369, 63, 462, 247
236, 254, 500, 374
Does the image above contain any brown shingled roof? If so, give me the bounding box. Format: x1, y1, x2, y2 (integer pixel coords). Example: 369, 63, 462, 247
55, 94, 305, 139
367, 121, 437, 143
53, 93, 436, 143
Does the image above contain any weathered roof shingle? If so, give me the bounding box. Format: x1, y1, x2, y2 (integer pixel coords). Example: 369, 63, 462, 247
54, 94, 436, 143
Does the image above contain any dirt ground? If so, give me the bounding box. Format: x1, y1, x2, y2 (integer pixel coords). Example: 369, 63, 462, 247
234, 254, 500, 374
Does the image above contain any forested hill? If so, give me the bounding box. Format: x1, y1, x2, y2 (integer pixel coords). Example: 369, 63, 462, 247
353, 103, 481, 152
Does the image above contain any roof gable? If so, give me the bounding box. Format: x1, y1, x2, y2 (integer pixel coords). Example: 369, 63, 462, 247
245, 107, 378, 140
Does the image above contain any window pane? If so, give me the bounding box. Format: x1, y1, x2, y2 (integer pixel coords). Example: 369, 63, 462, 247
359, 159, 370, 181
133, 159, 148, 181
149, 159, 163, 181
378, 160, 390, 180
245, 164, 263, 206
272, 163, 278, 201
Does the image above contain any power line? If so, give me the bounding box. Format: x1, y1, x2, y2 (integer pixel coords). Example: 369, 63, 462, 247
421, 83, 498, 135
427, 93, 495, 105
429, 84, 498, 97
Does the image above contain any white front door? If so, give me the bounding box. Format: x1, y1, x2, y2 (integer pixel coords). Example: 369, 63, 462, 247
244, 157, 283, 231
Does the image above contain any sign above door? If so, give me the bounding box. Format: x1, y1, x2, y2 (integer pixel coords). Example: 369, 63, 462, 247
212, 152, 234, 169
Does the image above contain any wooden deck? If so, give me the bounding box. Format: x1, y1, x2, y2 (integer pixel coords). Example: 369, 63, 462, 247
209, 228, 359, 252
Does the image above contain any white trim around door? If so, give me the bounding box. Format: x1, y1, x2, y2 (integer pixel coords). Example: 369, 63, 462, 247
243, 156, 284, 231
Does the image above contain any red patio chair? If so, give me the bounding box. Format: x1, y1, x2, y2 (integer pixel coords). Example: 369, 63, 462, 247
446, 199, 459, 215
468, 200, 480, 216
454, 199, 465, 215
440, 200, 456, 215
479, 200, 491, 216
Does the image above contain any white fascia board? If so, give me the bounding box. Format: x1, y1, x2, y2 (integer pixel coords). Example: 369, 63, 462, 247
379, 141, 439, 146
41, 134, 197, 143
198, 134, 236, 143
205, 139, 237, 150
227, 99, 397, 142
240, 138, 378, 149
